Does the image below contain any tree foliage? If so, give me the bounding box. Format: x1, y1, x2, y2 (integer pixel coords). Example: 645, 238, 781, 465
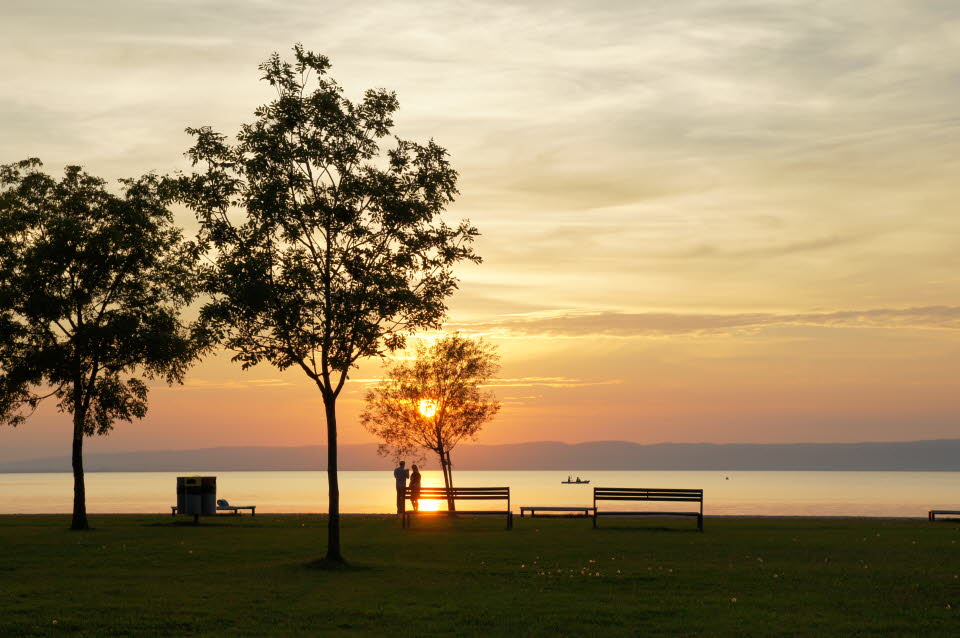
176, 45, 479, 561
0, 159, 200, 530
361, 334, 501, 508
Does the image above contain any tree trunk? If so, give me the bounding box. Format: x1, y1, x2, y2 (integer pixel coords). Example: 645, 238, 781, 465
322, 395, 343, 563
70, 413, 88, 531
440, 450, 456, 512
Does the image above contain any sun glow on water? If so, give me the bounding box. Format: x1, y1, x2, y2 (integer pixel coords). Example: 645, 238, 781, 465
417, 499, 440, 512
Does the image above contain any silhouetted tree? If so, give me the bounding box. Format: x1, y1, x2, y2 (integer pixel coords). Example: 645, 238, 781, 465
361, 335, 500, 511
0, 159, 200, 530
177, 45, 479, 563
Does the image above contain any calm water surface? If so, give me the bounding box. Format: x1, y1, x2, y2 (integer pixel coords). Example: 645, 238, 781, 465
1, 470, 957, 516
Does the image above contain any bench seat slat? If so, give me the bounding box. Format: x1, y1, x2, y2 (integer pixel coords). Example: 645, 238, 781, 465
407, 486, 510, 492
597, 511, 700, 517
595, 487, 703, 496
595, 494, 703, 501
411, 490, 508, 496
407, 510, 506, 515
416, 498, 508, 501
595, 496, 702, 502
595, 491, 702, 496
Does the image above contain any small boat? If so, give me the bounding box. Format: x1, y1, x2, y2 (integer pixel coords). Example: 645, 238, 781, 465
561, 478, 590, 484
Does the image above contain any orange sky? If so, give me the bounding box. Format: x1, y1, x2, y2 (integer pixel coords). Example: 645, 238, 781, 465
2, 1, 960, 461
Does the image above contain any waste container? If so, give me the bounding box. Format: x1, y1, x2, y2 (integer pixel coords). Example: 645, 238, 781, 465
176, 477, 187, 514
176, 476, 216, 516
201, 476, 216, 515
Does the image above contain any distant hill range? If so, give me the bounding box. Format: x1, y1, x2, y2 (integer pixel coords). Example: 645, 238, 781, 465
1, 439, 959, 473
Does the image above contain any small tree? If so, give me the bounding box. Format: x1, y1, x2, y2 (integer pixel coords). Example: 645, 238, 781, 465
0, 159, 200, 530
177, 45, 479, 563
361, 334, 500, 510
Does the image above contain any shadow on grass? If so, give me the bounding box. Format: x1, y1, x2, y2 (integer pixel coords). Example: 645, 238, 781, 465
303, 557, 375, 572
594, 525, 702, 534
144, 520, 259, 528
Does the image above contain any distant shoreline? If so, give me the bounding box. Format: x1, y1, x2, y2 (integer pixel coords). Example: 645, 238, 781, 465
1, 468, 959, 474
2, 439, 959, 473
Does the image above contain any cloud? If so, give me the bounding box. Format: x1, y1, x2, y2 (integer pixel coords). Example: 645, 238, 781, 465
3, 0, 959, 319
450, 306, 960, 338
158, 378, 294, 391
482, 377, 624, 389
339, 376, 621, 390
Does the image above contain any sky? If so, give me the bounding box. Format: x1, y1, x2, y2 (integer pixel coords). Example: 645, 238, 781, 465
1, 0, 959, 461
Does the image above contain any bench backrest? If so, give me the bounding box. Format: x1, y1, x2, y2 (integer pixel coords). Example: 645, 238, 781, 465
406, 486, 509, 501
594, 487, 703, 503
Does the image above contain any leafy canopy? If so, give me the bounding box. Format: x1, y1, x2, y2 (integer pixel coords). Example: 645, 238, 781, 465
361, 334, 501, 462
0, 159, 199, 431
178, 44, 479, 398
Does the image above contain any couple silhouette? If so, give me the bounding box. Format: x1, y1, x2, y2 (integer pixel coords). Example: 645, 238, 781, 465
393, 460, 422, 513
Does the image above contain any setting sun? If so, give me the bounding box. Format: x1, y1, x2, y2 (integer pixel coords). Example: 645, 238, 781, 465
418, 399, 438, 418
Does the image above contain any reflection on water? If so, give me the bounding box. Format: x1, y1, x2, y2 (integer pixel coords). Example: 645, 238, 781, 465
0, 470, 957, 516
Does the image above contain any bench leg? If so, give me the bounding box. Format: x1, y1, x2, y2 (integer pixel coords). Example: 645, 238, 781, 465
507, 512, 513, 530
698, 514, 703, 532
251, 507, 255, 517
593, 510, 598, 529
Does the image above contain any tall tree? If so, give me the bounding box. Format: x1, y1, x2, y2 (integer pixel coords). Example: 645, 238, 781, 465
177, 45, 479, 563
0, 159, 200, 530
361, 334, 500, 510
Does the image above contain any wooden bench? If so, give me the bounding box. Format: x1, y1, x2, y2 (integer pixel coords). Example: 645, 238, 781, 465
929, 509, 960, 521
594, 487, 703, 531
217, 499, 256, 516
520, 506, 593, 517
404, 486, 512, 529
170, 501, 256, 516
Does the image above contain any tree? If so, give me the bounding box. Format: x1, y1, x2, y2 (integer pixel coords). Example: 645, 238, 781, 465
176, 45, 479, 563
0, 159, 200, 530
360, 334, 500, 510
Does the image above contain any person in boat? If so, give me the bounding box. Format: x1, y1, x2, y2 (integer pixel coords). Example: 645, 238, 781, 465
567, 475, 572, 482
409, 464, 422, 512
576, 476, 582, 483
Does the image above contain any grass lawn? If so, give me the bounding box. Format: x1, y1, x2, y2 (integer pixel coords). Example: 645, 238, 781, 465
1, 514, 959, 636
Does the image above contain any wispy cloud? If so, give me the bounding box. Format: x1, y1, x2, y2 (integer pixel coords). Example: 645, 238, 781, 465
451, 306, 960, 338
482, 377, 623, 389
158, 378, 294, 391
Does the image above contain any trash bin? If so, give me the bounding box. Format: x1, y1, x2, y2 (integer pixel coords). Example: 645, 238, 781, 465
176, 477, 187, 514
201, 476, 216, 515
176, 476, 216, 517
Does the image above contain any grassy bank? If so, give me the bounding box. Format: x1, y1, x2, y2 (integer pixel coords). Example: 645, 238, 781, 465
1, 514, 959, 636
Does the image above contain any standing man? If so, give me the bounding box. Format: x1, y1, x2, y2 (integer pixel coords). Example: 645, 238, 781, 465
394, 460, 410, 515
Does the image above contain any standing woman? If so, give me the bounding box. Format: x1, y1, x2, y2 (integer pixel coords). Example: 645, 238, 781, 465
409, 464, 422, 512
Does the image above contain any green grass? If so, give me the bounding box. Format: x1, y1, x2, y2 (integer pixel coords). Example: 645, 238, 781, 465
2, 514, 959, 636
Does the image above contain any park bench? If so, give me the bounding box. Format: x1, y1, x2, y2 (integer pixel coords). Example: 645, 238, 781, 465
216, 499, 256, 516
520, 506, 593, 518
170, 499, 256, 516
404, 486, 512, 529
593, 487, 703, 531
928, 509, 960, 522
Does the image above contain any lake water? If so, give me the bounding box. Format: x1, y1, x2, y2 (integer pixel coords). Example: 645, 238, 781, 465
0, 470, 958, 517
